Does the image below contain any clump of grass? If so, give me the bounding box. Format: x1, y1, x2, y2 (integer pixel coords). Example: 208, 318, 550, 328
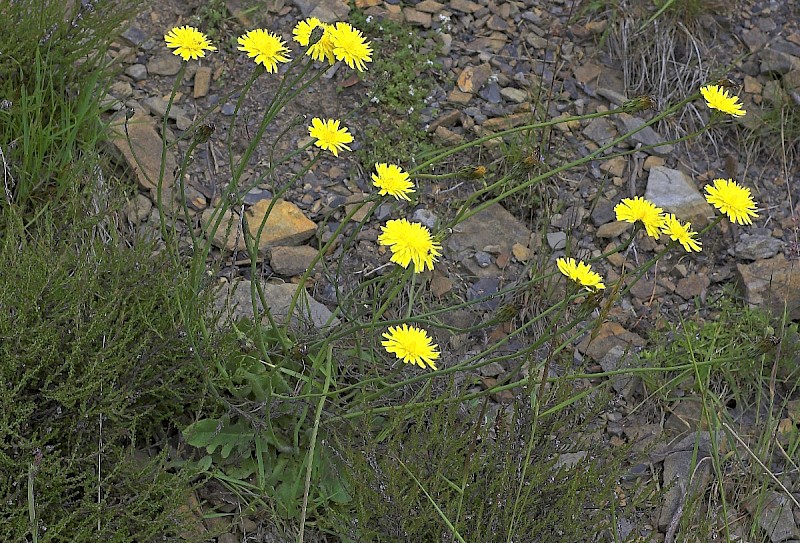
0, 0, 133, 213
328, 380, 659, 542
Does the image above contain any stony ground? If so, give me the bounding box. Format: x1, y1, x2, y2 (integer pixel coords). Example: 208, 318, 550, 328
104, 0, 800, 541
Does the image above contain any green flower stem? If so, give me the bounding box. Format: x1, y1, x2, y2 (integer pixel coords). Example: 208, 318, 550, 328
449, 92, 701, 227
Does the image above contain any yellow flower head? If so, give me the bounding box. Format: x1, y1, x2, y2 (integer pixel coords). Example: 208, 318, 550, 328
661, 214, 702, 252
382, 324, 440, 370
237, 29, 291, 73
308, 118, 353, 157
293, 18, 336, 64
372, 163, 414, 200
378, 218, 442, 273
700, 84, 746, 118
328, 22, 373, 72
164, 26, 216, 61
704, 178, 759, 225
614, 196, 666, 239
556, 257, 605, 292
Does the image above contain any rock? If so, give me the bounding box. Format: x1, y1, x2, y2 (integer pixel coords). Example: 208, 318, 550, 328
616, 113, 674, 156
194, 66, 212, 98
546, 231, 567, 250
213, 279, 339, 331
146, 52, 182, 76
760, 49, 800, 75
746, 491, 799, 543
582, 117, 617, 147
124, 64, 148, 81
590, 198, 617, 226
268, 245, 319, 276
427, 110, 461, 133
482, 112, 530, 131
645, 166, 715, 227
123, 193, 153, 224
456, 63, 493, 93
403, 7, 431, 26
735, 233, 784, 260
735, 254, 800, 320
108, 114, 177, 191
246, 199, 317, 252
598, 345, 640, 398
658, 449, 712, 532
432, 125, 465, 145
447, 203, 531, 278
675, 274, 710, 300
573, 62, 603, 85
600, 156, 627, 177
596, 220, 630, 239
415, 0, 444, 13
579, 322, 647, 361
448, 0, 482, 13
201, 207, 246, 252
500, 87, 528, 103
291, 0, 349, 22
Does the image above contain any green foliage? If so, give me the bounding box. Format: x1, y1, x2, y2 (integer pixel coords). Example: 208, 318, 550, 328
348, 11, 440, 166
327, 382, 658, 542
180, 319, 351, 523
640, 291, 799, 403
0, 206, 209, 541
0, 0, 134, 213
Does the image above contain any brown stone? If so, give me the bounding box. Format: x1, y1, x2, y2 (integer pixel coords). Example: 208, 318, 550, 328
201, 207, 246, 252
193, 66, 212, 98
456, 63, 492, 93
735, 254, 800, 320
268, 245, 319, 276
246, 199, 317, 252
402, 7, 431, 27
109, 114, 176, 191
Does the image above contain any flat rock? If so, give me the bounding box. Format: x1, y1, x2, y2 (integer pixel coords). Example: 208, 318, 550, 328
746, 491, 799, 543
194, 66, 212, 98
269, 245, 319, 276
598, 345, 640, 398
616, 113, 674, 156
735, 254, 800, 320
291, 0, 349, 21
447, 203, 531, 278
645, 166, 715, 227
213, 279, 338, 331
582, 117, 617, 147
146, 52, 182, 76
734, 233, 784, 260
658, 449, 712, 532
108, 114, 177, 191
201, 207, 246, 252
457, 63, 493, 93
578, 322, 647, 361
246, 199, 317, 252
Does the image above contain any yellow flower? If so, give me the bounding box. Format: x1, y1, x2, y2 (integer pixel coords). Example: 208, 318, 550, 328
382, 324, 440, 370
164, 26, 216, 61
328, 22, 373, 72
614, 196, 666, 239
378, 218, 442, 273
308, 118, 353, 157
661, 214, 702, 252
293, 18, 336, 64
237, 29, 290, 72
704, 178, 759, 225
700, 84, 746, 118
372, 163, 414, 200
556, 257, 605, 292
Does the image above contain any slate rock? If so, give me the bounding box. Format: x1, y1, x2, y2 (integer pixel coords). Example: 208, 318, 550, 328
213, 279, 339, 331
268, 245, 319, 276
108, 114, 177, 191
616, 113, 674, 156
735, 234, 784, 260
146, 52, 182, 76
645, 166, 715, 227
246, 199, 317, 252
658, 449, 712, 532
735, 254, 800, 320
583, 117, 617, 147
746, 491, 799, 543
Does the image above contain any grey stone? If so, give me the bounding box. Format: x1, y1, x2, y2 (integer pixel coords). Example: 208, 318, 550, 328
617, 113, 674, 156
645, 166, 715, 227
598, 345, 640, 398
123, 193, 153, 224
596, 87, 628, 106
735, 254, 800, 320
213, 279, 339, 332
546, 231, 567, 250
746, 491, 799, 543
500, 87, 528, 103
291, 0, 349, 22
268, 245, 319, 277
411, 208, 438, 229
582, 117, 617, 147
735, 234, 784, 260
447, 203, 531, 278
760, 49, 800, 75
124, 64, 148, 81
658, 449, 712, 532
146, 52, 182, 76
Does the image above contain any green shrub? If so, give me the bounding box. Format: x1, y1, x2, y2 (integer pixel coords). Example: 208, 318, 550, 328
0, 209, 209, 541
